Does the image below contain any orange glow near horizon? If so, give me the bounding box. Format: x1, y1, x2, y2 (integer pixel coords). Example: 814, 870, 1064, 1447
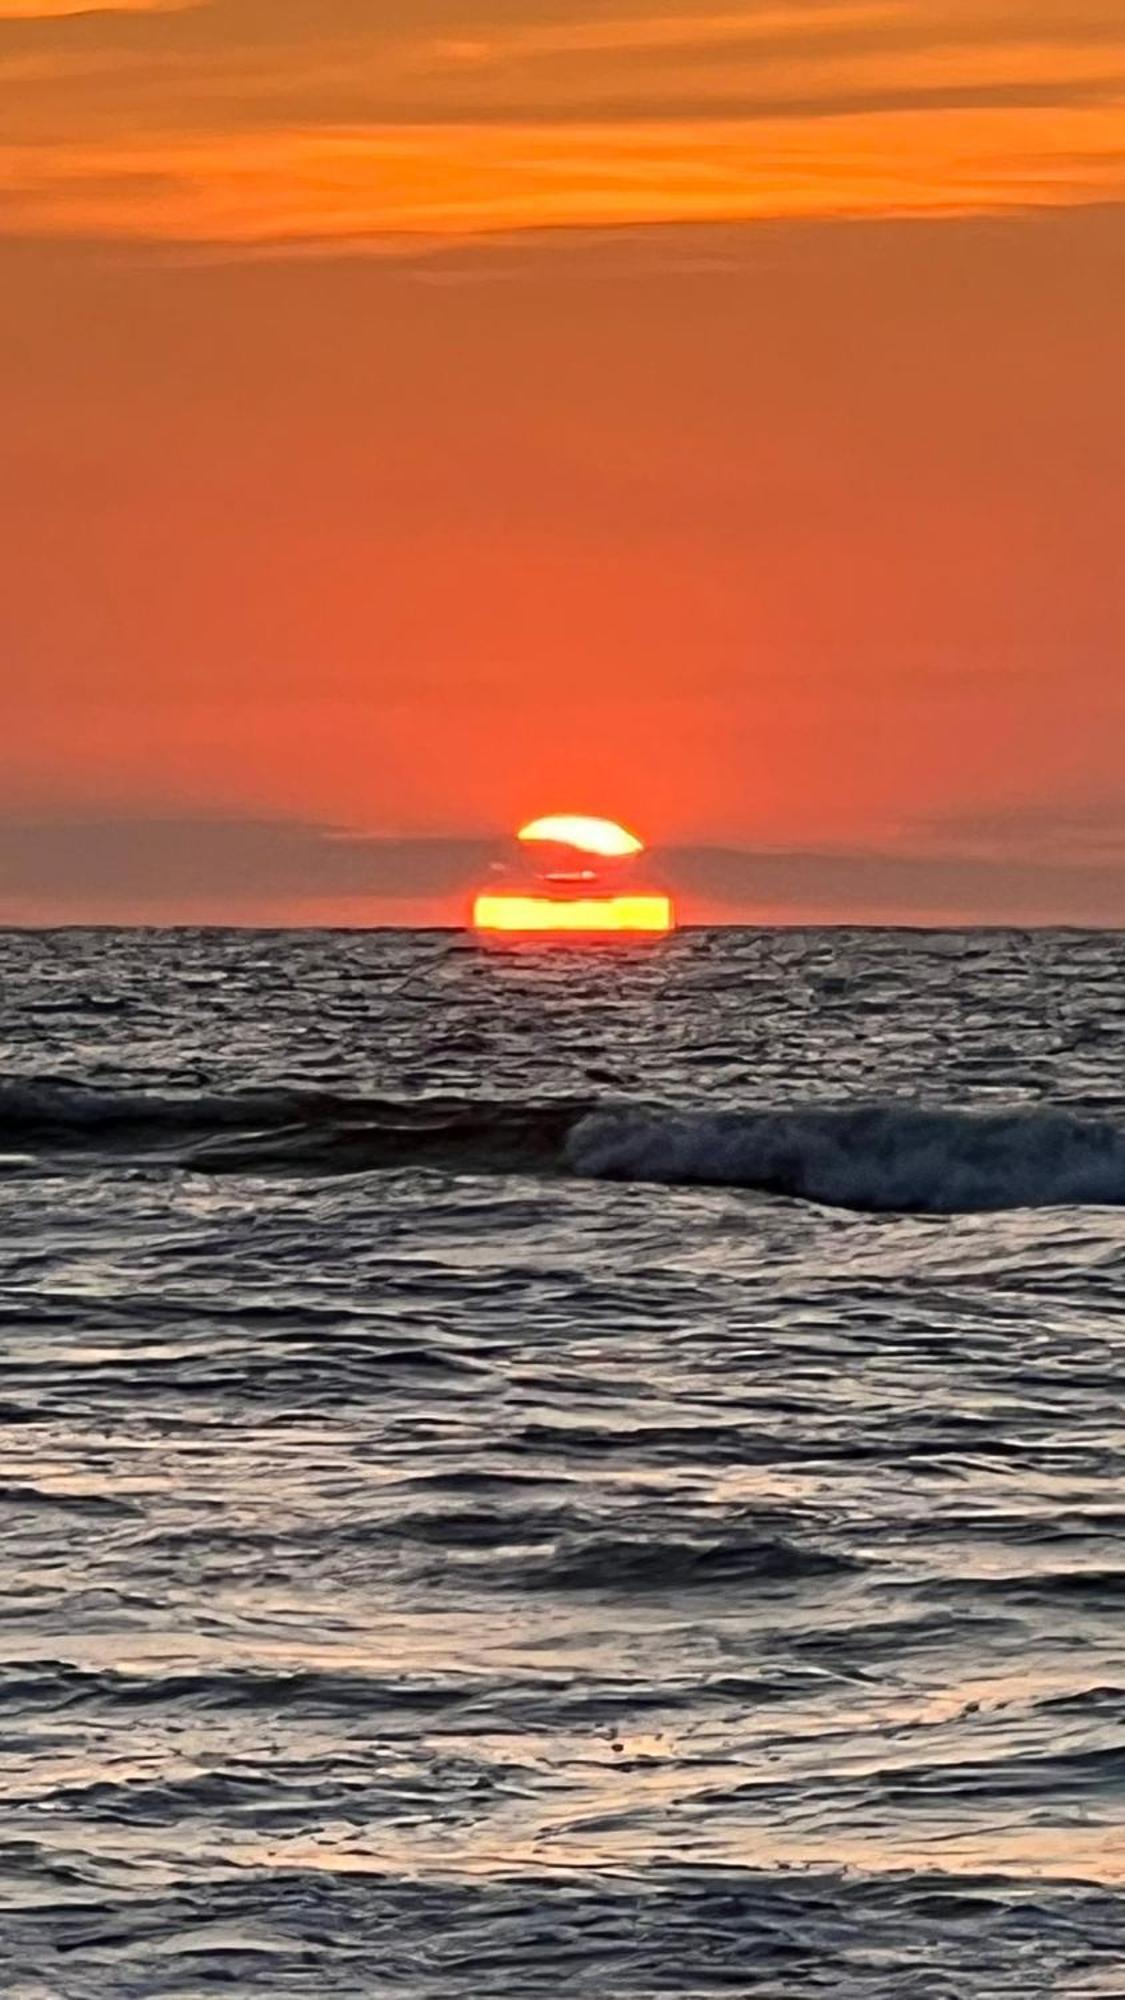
473, 892, 673, 935
517, 815, 644, 859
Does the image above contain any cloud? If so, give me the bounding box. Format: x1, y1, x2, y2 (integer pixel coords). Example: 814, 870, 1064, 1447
0, 814, 492, 906
665, 843, 1125, 923
1, 0, 1124, 245
2, 812, 1124, 926
3, 105, 1125, 248
0, 1, 191, 15
916, 797, 1125, 864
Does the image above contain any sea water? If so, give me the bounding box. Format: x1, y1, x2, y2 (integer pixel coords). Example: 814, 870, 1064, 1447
0, 927, 1123, 1995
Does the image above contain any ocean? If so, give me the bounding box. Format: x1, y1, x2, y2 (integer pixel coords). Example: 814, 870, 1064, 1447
1, 926, 1123, 1997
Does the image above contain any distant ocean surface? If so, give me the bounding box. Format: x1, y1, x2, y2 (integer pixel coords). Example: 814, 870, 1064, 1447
2, 926, 1124, 1998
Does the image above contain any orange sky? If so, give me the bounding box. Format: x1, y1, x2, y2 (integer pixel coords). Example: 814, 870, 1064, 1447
1, 0, 1124, 922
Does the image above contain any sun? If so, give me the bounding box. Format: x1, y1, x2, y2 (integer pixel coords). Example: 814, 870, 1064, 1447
517, 815, 644, 860
472, 812, 675, 936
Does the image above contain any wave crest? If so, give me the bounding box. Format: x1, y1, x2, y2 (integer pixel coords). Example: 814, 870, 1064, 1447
569, 1102, 1125, 1213
6, 1078, 1125, 1214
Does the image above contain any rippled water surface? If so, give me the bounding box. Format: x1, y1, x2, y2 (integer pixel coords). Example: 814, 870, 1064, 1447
1, 927, 1124, 1996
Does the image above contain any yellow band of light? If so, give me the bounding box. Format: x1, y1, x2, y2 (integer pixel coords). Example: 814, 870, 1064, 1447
473, 893, 673, 934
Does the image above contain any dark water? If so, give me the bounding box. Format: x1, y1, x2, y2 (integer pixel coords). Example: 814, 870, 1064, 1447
1, 927, 1124, 1997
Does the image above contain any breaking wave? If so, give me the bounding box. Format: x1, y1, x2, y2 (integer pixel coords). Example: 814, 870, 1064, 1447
5, 1078, 1125, 1214
568, 1101, 1125, 1214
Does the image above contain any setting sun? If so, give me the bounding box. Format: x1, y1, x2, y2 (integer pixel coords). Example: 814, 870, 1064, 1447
474, 814, 675, 936
517, 816, 644, 859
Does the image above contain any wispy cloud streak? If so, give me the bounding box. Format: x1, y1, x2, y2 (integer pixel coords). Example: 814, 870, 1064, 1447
2, 106, 1125, 246
0, 1, 190, 16
0, 0, 1123, 244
